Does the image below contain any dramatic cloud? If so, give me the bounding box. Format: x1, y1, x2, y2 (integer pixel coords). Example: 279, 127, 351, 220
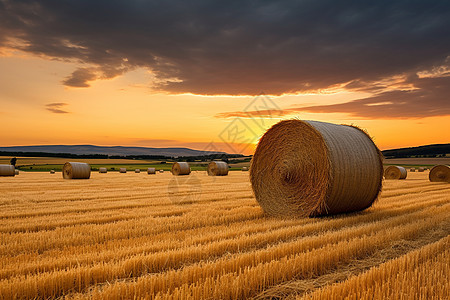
1, 0, 449, 116
46, 102, 69, 114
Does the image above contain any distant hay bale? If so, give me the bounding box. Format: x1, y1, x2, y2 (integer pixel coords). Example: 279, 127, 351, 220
62, 162, 91, 179
15, 169, 19, 175
208, 161, 229, 176
171, 162, 191, 176
429, 165, 450, 183
0, 165, 15, 177
410, 168, 415, 172
119, 168, 127, 173
384, 166, 407, 180
159, 169, 164, 173
242, 166, 249, 171
250, 119, 383, 217
50, 170, 55, 174
99, 168, 107, 173
418, 167, 425, 172
147, 168, 156, 174
135, 169, 141, 173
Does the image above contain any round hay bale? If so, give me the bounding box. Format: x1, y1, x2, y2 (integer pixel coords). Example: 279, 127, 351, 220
410, 168, 415, 172
159, 169, 164, 173
147, 168, 156, 174
62, 162, 91, 179
429, 165, 450, 183
50, 170, 55, 174
250, 119, 383, 217
15, 169, 19, 175
99, 167, 107, 173
0, 164, 15, 177
135, 169, 141, 173
208, 161, 229, 176
418, 167, 425, 172
171, 162, 191, 176
119, 168, 127, 173
242, 166, 249, 171
384, 166, 407, 180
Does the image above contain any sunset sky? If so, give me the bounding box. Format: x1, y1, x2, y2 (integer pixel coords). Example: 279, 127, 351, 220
1, 0, 449, 155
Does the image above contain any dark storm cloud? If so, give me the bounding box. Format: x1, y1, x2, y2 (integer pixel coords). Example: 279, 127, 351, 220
46, 102, 69, 114
1, 0, 450, 117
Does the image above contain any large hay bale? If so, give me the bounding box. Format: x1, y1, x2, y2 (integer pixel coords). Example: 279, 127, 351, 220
62, 162, 91, 179
171, 162, 191, 176
208, 161, 229, 176
429, 165, 450, 183
119, 168, 127, 173
147, 168, 156, 174
410, 168, 415, 172
242, 166, 249, 171
0, 164, 15, 177
250, 119, 383, 217
99, 168, 107, 173
135, 169, 141, 173
50, 170, 55, 174
418, 167, 425, 172
384, 166, 407, 180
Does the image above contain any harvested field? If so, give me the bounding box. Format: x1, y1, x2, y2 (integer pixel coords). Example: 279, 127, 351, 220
0, 172, 448, 299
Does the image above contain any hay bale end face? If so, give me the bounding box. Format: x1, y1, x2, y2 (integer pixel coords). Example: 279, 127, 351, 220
99, 168, 107, 173
250, 119, 383, 217
171, 162, 191, 176
208, 161, 229, 176
147, 168, 156, 174
0, 164, 15, 177
429, 165, 450, 183
62, 162, 91, 179
418, 167, 425, 172
119, 168, 127, 173
135, 169, 141, 173
384, 166, 407, 180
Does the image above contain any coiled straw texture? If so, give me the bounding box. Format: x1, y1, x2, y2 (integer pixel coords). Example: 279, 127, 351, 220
384, 166, 407, 180
429, 165, 450, 183
171, 162, 191, 176
208, 161, 229, 176
0, 165, 15, 177
250, 119, 383, 217
62, 162, 91, 179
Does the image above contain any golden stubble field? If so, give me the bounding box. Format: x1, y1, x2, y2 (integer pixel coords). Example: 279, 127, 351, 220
0, 171, 448, 299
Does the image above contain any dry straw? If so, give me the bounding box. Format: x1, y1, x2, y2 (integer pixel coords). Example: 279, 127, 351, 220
119, 168, 127, 173
384, 166, 407, 180
208, 161, 229, 176
242, 166, 249, 171
135, 169, 141, 173
0, 164, 15, 177
418, 167, 425, 172
62, 162, 91, 179
147, 168, 156, 174
250, 119, 383, 217
99, 168, 107, 173
429, 165, 450, 183
171, 162, 191, 176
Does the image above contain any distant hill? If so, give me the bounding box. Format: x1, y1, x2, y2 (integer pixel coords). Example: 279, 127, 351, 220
0, 145, 226, 157
382, 143, 450, 159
